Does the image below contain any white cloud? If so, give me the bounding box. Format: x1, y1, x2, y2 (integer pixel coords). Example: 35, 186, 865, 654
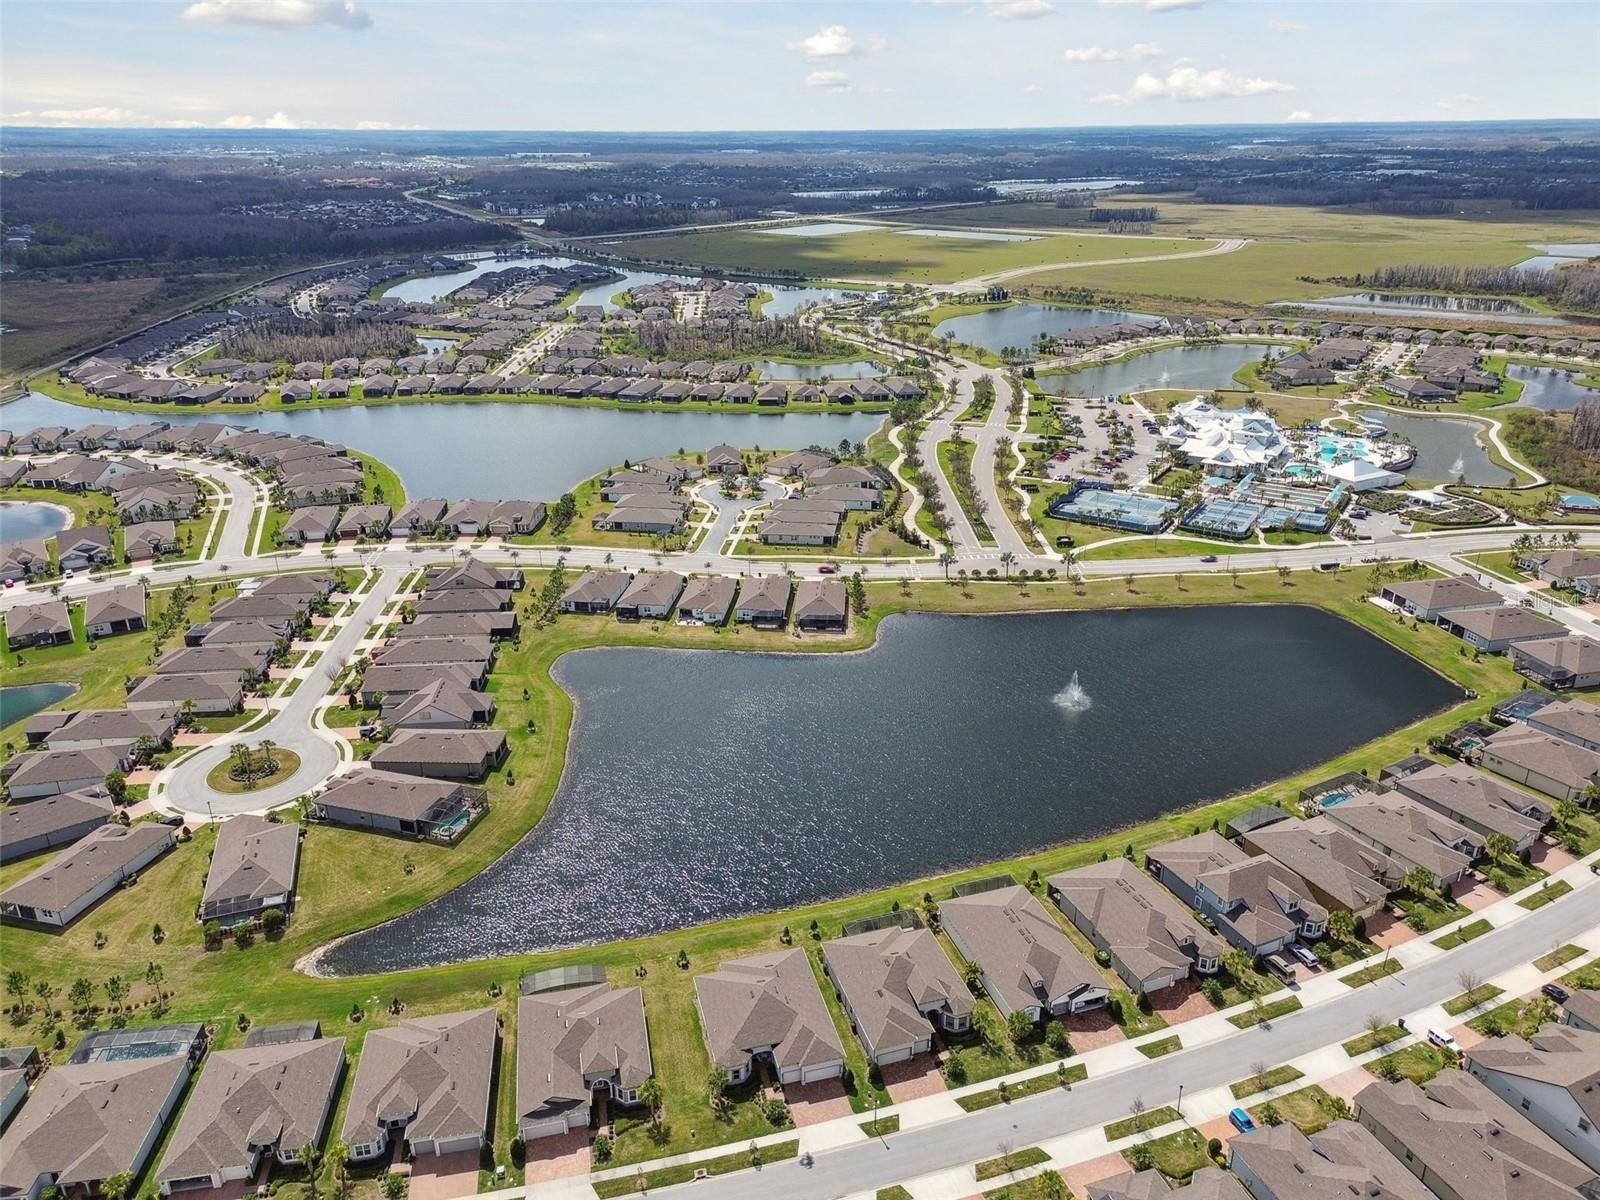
1097, 0, 1205, 10
1023, 82, 1043, 93
1094, 65, 1293, 103
789, 24, 858, 58
805, 70, 853, 93
181, 0, 371, 32
1063, 42, 1163, 63
987, 0, 1055, 18
219, 110, 300, 128
1436, 92, 1481, 111
1269, 19, 1307, 32
356, 119, 422, 130
1285, 110, 1315, 122
2, 105, 139, 125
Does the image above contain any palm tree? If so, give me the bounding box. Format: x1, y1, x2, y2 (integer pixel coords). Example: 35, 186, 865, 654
939, 551, 955, 579
1000, 551, 1016, 580
639, 1076, 664, 1128
259, 739, 278, 772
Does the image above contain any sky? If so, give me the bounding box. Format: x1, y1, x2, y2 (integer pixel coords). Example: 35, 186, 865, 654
1, 0, 1595, 132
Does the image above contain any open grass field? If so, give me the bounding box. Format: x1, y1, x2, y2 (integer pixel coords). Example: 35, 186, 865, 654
615, 224, 1204, 284
917, 195, 1600, 307
0, 563, 1537, 1181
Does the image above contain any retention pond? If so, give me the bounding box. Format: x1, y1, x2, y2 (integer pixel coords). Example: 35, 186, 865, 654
317, 605, 1460, 973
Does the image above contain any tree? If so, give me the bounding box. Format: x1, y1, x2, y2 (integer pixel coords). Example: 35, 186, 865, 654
100, 1173, 134, 1200
1484, 832, 1515, 863
639, 1076, 664, 1128
1327, 910, 1358, 944
939, 551, 955, 579
1456, 969, 1484, 1002
1222, 949, 1258, 993
260, 907, 286, 936
4, 969, 28, 1007
1000, 551, 1016, 580
103, 770, 128, 803
69, 977, 95, 1011
1129, 1095, 1148, 1133
1403, 866, 1435, 899
1006, 1008, 1035, 1045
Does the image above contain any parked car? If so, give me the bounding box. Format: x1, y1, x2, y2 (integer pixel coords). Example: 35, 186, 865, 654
1427, 1028, 1459, 1052
1262, 952, 1297, 984
1289, 943, 1319, 968
1542, 983, 1570, 1003
1229, 1107, 1257, 1134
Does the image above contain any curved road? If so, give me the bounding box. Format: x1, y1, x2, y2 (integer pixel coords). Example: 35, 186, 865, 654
158, 568, 404, 816
952, 237, 1249, 291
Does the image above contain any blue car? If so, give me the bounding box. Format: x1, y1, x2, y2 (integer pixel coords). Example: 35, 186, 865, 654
1229, 1107, 1257, 1134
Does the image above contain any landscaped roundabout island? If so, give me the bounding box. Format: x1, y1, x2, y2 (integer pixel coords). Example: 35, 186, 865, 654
204, 744, 302, 794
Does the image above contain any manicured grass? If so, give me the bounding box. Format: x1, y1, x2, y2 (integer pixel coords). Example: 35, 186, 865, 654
1367, 1042, 1456, 1085
1394, 888, 1471, 933
1443, 983, 1505, 1016
1251, 1085, 1347, 1136
1478, 856, 1546, 896
1468, 993, 1563, 1040
1124, 1127, 1211, 1181
860, 1115, 900, 1138
1535, 944, 1585, 972
1341, 958, 1404, 988
957, 1061, 1087, 1112
1105, 1105, 1181, 1141
591, 1139, 797, 1197
981, 1175, 1069, 1200
880, 1188, 914, 1200
1433, 919, 1493, 950
0, 565, 1531, 1180
1343, 1024, 1406, 1056
1231, 1065, 1305, 1100
204, 748, 302, 794
975, 1146, 1050, 1183
1229, 996, 1303, 1029
1519, 879, 1573, 910
1137, 1035, 1182, 1059
937, 437, 996, 544
1563, 960, 1600, 991
350, 450, 406, 509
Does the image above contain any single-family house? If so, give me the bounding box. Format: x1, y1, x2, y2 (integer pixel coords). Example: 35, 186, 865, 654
85, 584, 147, 638
199, 814, 300, 927
0, 786, 115, 864
1390, 762, 1549, 852
559, 570, 632, 614
822, 926, 973, 1064
735, 574, 791, 627
939, 885, 1109, 1020
793, 578, 848, 632
369, 729, 507, 781
693, 949, 845, 1086
1464, 1024, 1600, 1171
1314, 794, 1481, 890
516, 981, 652, 1141
314, 769, 485, 838
615, 571, 684, 620
1228, 1120, 1436, 1200
0, 823, 175, 928
677, 576, 737, 626
1240, 818, 1401, 919
5, 600, 73, 651
1479, 725, 1600, 804
1145, 832, 1326, 956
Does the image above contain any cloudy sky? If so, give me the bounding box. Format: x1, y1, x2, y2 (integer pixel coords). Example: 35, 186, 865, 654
2, 0, 1593, 131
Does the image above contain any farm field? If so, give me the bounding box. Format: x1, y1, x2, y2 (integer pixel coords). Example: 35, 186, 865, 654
901, 196, 1600, 305
614, 224, 1204, 284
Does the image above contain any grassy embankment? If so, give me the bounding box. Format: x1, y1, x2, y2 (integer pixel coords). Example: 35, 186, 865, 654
0, 563, 1562, 1185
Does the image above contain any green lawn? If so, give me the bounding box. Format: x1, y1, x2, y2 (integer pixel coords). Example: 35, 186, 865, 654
1124, 1127, 1211, 1181
1442, 983, 1505, 1016
1468, 994, 1562, 1040
1341, 959, 1404, 988
975, 1146, 1051, 1183
1519, 879, 1573, 910
1535, 944, 1585, 972
1137, 1035, 1182, 1059
956, 1062, 1086, 1112
1229, 996, 1303, 1029
1367, 1042, 1457, 1085
1433, 919, 1494, 951
1343, 1024, 1406, 1056
591, 1139, 797, 1198
1105, 1105, 1181, 1141
860, 1115, 900, 1138
1251, 1086, 1348, 1136
1231, 1065, 1305, 1100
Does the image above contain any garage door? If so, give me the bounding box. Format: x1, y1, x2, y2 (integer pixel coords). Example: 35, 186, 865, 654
876, 1045, 913, 1066
433, 1134, 483, 1155
801, 1061, 842, 1084
522, 1116, 573, 1140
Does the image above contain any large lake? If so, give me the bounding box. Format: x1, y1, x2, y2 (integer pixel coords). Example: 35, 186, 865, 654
1037, 342, 1283, 398
1, 392, 882, 501
1357, 408, 1505, 485
318, 605, 1460, 973
934, 303, 1152, 353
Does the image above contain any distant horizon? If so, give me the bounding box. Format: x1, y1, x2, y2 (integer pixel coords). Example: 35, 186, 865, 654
4, 0, 1594, 133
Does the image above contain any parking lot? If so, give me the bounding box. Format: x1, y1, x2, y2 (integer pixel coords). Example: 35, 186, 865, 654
1028, 395, 1163, 484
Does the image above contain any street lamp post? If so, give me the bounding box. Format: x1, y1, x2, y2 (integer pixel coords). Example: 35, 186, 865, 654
1176, 1082, 1183, 1116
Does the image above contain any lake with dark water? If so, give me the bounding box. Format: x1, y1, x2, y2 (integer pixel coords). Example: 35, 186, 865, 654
1291, 292, 1564, 326
1, 392, 882, 502
934, 303, 1152, 353
1036, 343, 1282, 398
317, 605, 1459, 973
0, 682, 76, 729
1506, 362, 1599, 412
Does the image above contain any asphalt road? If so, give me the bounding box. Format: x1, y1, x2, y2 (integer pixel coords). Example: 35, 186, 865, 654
679, 885, 1600, 1200
159, 567, 404, 816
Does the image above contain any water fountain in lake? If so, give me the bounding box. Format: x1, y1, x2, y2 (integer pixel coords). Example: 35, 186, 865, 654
1053, 671, 1093, 714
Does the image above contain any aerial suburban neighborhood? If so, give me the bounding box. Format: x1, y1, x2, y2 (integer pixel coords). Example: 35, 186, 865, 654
1, 5, 1599, 1199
